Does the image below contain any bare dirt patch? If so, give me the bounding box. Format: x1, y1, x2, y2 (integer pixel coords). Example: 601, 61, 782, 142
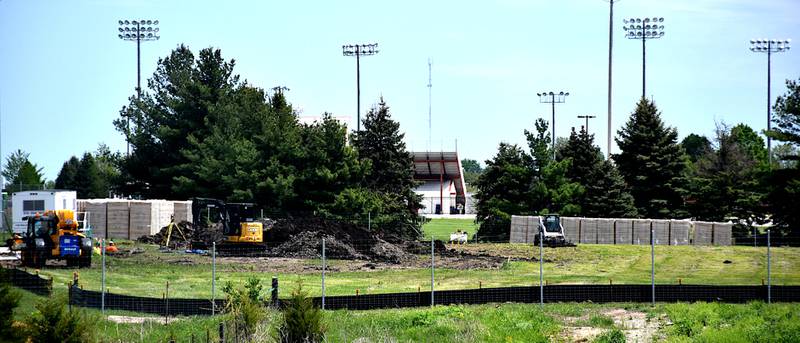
602, 308, 665, 343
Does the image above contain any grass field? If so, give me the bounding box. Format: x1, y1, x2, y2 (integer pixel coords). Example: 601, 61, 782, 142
9, 287, 800, 342
27, 242, 800, 299
422, 218, 478, 240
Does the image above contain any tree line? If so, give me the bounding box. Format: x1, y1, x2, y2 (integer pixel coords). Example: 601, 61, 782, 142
474, 80, 800, 243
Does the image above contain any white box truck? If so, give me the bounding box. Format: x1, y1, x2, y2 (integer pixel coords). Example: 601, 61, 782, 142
11, 190, 77, 234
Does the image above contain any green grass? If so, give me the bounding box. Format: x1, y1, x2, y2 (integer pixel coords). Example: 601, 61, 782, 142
422, 218, 478, 240
26, 242, 800, 299
10, 287, 800, 342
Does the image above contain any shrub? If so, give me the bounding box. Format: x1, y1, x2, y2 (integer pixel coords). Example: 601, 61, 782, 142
223, 278, 267, 341
277, 281, 325, 343
25, 295, 94, 343
0, 271, 22, 342
594, 328, 625, 343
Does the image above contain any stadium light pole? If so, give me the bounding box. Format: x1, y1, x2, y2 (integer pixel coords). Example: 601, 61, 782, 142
750, 38, 791, 166
604, 0, 620, 158
623, 17, 665, 99
537, 91, 569, 160
342, 43, 379, 132
577, 115, 596, 134
118, 19, 160, 155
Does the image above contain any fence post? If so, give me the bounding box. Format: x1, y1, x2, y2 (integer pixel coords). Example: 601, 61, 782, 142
212, 242, 216, 315
539, 223, 544, 308
430, 238, 435, 307
767, 229, 771, 304
368, 212, 371, 232
101, 239, 106, 315
321, 238, 326, 310
165, 281, 170, 324
651, 221, 655, 306
219, 322, 224, 343
271, 276, 278, 306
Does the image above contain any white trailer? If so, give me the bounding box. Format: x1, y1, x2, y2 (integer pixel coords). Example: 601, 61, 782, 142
11, 190, 77, 234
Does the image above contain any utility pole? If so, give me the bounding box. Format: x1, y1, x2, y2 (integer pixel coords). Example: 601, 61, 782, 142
623, 17, 665, 99
604, 0, 620, 158
428, 58, 432, 150
577, 115, 596, 134
118, 19, 160, 155
537, 91, 570, 160
342, 43, 379, 132
750, 38, 791, 166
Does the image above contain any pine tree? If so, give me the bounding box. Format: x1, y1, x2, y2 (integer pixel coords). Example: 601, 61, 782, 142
614, 98, 688, 218
526, 119, 583, 216
765, 77, 800, 240
74, 153, 105, 198
560, 128, 637, 218
352, 98, 422, 238
55, 157, 80, 190
474, 143, 535, 241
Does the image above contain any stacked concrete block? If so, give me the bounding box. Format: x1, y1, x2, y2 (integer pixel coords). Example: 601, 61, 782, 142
173, 200, 193, 223
693, 221, 713, 245
156, 201, 174, 232
713, 222, 733, 246
579, 218, 598, 244
524, 216, 539, 244
652, 219, 670, 245
84, 200, 107, 238
510, 215, 531, 243
106, 201, 130, 239
614, 219, 633, 244
632, 219, 651, 245
669, 220, 691, 245
561, 217, 580, 244
596, 218, 615, 244
129, 200, 173, 239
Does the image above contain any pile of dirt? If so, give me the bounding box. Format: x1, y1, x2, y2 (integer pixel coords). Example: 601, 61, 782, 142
266, 217, 415, 263
136, 221, 225, 248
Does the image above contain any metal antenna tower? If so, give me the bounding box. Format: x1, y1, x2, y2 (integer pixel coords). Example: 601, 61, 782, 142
428, 58, 432, 150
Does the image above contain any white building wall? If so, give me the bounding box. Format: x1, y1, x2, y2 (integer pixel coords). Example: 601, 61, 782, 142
11, 190, 77, 234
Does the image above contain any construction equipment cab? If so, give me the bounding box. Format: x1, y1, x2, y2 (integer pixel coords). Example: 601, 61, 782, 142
12, 209, 92, 268
191, 198, 264, 253
534, 214, 568, 247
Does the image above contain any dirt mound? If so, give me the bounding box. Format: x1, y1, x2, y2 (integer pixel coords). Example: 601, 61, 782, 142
137, 221, 225, 248
262, 217, 424, 263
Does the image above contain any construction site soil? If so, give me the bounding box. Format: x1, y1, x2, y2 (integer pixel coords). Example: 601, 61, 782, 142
135, 217, 506, 268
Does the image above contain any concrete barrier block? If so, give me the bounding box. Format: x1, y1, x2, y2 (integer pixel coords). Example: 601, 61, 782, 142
579, 218, 598, 244
692, 221, 713, 245
561, 217, 580, 243
713, 222, 732, 246
652, 219, 670, 245
509, 215, 526, 243
614, 219, 633, 244
632, 219, 651, 245
597, 218, 615, 244
669, 220, 691, 245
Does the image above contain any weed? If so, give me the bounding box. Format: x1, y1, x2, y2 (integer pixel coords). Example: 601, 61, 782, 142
277, 281, 325, 343
594, 328, 625, 343
25, 295, 95, 343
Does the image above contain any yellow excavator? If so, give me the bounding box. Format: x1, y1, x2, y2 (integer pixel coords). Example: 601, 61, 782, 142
10, 209, 92, 268
191, 198, 266, 255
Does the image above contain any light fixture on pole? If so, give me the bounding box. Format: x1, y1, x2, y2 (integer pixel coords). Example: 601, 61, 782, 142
118, 19, 160, 155
604, 0, 621, 158
577, 115, 596, 134
342, 43, 379, 132
623, 17, 664, 99
537, 91, 570, 160
750, 38, 791, 166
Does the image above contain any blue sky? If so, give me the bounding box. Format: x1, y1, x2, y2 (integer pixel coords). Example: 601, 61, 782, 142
1, 0, 799, 181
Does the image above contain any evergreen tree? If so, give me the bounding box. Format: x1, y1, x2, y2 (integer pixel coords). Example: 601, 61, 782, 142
352, 98, 422, 238
55, 157, 80, 190
74, 153, 106, 198
526, 119, 583, 216
614, 98, 688, 218
681, 134, 712, 163
474, 143, 535, 241
765, 77, 800, 240
559, 128, 637, 218
14, 161, 45, 191
525, 118, 552, 172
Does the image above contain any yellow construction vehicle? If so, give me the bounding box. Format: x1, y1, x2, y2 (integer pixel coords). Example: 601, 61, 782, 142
11, 209, 92, 268
191, 198, 265, 255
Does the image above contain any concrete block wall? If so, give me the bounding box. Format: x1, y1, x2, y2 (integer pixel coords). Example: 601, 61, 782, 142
693, 221, 713, 245
669, 220, 691, 245
713, 222, 733, 246
561, 217, 580, 243
509, 215, 526, 243
106, 201, 130, 239
652, 219, 670, 245
83, 200, 107, 238
596, 218, 615, 244
173, 201, 193, 223
579, 218, 598, 244
614, 219, 633, 244
632, 219, 651, 245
